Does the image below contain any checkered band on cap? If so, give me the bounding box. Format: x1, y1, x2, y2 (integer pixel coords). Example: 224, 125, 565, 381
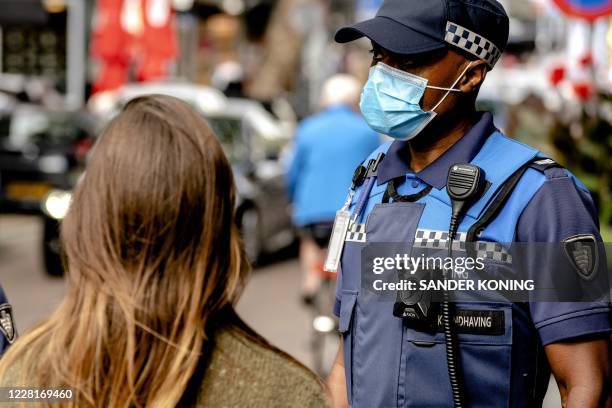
444, 21, 501, 68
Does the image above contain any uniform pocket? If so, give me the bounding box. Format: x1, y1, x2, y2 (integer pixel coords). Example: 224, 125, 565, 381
338, 291, 357, 405
338, 291, 357, 333
403, 302, 513, 408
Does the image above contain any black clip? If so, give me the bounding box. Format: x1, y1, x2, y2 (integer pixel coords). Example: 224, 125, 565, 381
351, 152, 385, 190
351, 163, 368, 189
366, 152, 385, 178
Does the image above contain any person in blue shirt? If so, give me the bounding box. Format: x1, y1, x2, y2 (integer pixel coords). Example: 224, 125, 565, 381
326, 1, 611, 407
286, 74, 380, 302
0, 286, 15, 356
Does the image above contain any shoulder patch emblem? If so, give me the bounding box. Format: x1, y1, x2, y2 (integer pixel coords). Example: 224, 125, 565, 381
563, 234, 598, 280
0, 304, 16, 344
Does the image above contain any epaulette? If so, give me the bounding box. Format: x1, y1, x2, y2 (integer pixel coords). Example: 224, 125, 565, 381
528, 158, 566, 179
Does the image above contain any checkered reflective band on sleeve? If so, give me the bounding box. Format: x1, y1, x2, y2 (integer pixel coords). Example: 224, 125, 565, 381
345, 223, 367, 243
414, 229, 512, 263
444, 21, 502, 68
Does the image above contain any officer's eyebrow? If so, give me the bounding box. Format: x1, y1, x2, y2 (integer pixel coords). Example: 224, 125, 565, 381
398, 49, 447, 67
373, 44, 447, 69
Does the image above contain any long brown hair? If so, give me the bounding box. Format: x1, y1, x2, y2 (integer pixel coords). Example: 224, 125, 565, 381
0, 95, 250, 406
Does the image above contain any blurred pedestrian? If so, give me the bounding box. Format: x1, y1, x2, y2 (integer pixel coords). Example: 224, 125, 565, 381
0, 286, 16, 355
286, 74, 380, 303
0, 95, 329, 407
211, 60, 245, 98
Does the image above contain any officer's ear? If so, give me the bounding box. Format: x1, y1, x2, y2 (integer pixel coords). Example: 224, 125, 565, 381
459, 59, 488, 93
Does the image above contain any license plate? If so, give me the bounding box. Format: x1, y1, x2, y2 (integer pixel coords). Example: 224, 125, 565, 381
5, 182, 52, 201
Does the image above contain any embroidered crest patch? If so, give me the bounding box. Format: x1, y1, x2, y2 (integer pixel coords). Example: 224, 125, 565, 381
563, 234, 598, 280
0, 303, 16, 344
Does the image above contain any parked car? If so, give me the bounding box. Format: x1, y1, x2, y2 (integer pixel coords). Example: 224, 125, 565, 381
0, 104, 98, 275
41, 83, 295, 275
0, 104, 98, 211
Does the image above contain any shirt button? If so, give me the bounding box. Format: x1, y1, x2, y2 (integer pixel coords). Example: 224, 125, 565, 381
411, 180, 419, 188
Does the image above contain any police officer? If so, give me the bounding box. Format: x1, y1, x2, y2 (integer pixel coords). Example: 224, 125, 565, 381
0, 286, 16, 355
326, 1, 612, 407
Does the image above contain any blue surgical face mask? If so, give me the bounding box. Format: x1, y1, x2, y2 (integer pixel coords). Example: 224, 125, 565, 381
359, 61, 473, 140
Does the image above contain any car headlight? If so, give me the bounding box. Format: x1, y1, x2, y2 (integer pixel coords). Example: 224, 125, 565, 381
42, 190, 72, 220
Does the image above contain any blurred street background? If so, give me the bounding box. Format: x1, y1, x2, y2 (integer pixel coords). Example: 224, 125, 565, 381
0, 0, 610, 406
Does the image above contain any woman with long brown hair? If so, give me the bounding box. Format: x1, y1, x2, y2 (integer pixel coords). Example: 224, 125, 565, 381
0, 95, 328, 407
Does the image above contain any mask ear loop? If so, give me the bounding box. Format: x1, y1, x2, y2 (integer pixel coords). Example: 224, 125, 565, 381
428, 61, 474, 112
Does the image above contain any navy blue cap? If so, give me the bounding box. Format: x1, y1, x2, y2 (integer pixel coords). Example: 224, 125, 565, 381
335, 0, 509, 68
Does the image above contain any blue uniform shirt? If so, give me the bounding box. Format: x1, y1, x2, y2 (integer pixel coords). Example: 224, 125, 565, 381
333, 112, 611, 407
286, 105, 380, 226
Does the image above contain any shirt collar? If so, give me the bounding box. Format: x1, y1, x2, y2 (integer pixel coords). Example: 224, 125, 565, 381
376, 112, 496, 189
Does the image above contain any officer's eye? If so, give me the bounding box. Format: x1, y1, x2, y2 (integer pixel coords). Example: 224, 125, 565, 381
399, 57, 417, 67
369, 48, 383, 63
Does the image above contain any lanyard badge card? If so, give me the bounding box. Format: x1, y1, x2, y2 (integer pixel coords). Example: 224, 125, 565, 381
324, 194, 353, 273
324, 153, 384, 273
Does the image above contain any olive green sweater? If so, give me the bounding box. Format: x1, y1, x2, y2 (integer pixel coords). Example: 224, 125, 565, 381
0, 327, 329, 407
194, 327, 329, 407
